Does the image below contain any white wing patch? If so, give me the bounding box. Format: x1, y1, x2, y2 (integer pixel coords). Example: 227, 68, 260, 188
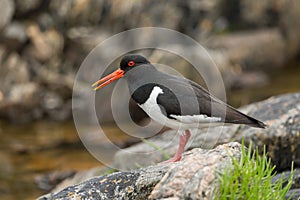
170, 114, 222, 123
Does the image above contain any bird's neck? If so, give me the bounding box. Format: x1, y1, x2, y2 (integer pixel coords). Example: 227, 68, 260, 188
123, 65, 159, 103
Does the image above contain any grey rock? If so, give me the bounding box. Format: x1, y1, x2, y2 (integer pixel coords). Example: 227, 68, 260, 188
272, 168, 300, 199
15, 0, 41, 15
38, 142, 242, 200
280, 0, 300, 59
207, 29, 286, 71
286, 189, 300, 200
232, 92, 300, 171
0, 0, 14, 30
1, 21, 27, 50
38, 164, 171, 200
0, 82, 41, 123
240, 0, 285, 27
26, 23, 64, 62
49, 0, 105, 26
272, 168, 300, 189
35, 170, 76, 191
114, 92, 300, 171
149, 142, 242, 200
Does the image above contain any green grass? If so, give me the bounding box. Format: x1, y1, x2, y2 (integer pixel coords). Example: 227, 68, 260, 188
141, 138, 170, 160
216, 141, 294, 200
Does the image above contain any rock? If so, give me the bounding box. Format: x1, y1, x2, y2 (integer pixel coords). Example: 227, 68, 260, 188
35, 170, 76, 191
149, 143, 242, 199
0, 0, 14, 30
49, 0, 105, 26
41, 91, 72, 121
38, 164, 170, 200
1, 21, 27, 51
280, 0, 300, 60
232, 92, 300, 171
207, 29, 286, 71
49, 167, 111, 194
14, 0, 42, 15
38, 142, 242, 200
240, 0, 286, 27
0, 82, 41, 122
272, 168, 300, 199
114, 92, 300, 171
26, 23, 64, 62
0, 52, 42, 122
286, 189, 300, 200
272, 168, 300, 189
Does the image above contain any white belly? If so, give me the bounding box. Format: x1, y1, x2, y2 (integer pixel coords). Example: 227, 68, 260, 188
138, 86, 223, 130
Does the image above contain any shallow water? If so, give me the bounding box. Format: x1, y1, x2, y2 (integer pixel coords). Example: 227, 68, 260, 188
0, 64, 300, 200
0, 121, 101, 199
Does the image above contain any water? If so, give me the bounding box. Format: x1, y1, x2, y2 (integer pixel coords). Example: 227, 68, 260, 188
0, 121, 102, 200
0, 64, 299, 200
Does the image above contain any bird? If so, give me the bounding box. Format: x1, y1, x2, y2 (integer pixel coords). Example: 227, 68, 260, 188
92, 54, 266, 163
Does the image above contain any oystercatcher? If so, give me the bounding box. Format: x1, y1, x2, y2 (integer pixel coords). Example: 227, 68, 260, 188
92, 54, 266, 163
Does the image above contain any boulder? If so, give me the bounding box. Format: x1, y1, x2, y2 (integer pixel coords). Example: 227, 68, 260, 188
0, 0, 14, 30
38, 142, 242, 200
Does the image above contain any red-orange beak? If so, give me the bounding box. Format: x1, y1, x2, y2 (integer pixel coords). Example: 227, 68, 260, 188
92, 69, 124, 90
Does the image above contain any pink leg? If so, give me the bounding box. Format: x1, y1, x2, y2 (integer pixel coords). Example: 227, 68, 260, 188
160, 130, 191, 164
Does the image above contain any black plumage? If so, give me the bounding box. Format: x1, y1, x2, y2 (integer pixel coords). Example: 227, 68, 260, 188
124, 55, 266, 128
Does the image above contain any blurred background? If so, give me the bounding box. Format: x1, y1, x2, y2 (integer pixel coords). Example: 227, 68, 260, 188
0, 0, 299, 199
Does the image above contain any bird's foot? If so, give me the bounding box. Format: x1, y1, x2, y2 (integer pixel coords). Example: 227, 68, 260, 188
159, 129, 191, 164
159, 155, 182, 164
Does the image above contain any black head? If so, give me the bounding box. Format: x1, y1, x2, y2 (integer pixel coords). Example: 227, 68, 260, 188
120, 54, 150, 73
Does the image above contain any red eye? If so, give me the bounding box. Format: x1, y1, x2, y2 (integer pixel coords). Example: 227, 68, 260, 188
128, 61, 135, 67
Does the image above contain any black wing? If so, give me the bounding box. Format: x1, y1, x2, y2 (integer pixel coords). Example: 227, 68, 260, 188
155, 74, 266, 128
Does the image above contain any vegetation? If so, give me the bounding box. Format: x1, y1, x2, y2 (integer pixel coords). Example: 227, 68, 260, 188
216, 141, 294, 200
141, 138, 170, 160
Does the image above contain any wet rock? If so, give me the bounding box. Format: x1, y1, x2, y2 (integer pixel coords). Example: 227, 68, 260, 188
38, 142, 242, 200
0, 0, 14, 30
114, 92, 300, 171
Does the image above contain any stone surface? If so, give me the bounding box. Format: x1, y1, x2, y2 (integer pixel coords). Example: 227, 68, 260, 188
0, 0, 14, 30
38, 164, 170, 200
114, 92, 300, 171
272, 168, 300, 199
26, 23, 64, 62
38, 142, 242, 200
280, 0, 300, 59
286, 189, 300, 200
15, 0, 41, 15
35, 170, 76, 191
149, 143, 242, 200
1, 21, 27, 50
